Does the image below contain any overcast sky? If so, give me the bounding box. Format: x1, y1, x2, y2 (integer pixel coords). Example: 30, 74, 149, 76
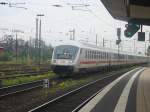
0, 0, 149, 55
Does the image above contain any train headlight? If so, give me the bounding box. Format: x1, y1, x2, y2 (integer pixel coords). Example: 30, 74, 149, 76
69, 60, 73, 63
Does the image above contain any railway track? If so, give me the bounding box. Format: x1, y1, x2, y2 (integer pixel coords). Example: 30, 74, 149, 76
0, 80, 44, 98
0, 64, 51, 78
0, 69, 51, 80
28, 68, 139, 112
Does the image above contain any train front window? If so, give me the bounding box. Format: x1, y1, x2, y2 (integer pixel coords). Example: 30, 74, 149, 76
54, 45, 79, 60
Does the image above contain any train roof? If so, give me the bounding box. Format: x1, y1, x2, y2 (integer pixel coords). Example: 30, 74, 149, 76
55, 41, 147, 57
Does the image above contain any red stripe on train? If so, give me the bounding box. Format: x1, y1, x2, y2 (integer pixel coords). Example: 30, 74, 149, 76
79, 60, 128, 64
80, 61, 97, 64
80, 61, 108, 64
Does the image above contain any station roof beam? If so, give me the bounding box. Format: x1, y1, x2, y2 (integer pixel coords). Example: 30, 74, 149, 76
101, 0, 150, 25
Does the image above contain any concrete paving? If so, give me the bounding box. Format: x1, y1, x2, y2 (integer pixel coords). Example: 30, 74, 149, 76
79, 67, 150, 112
137, 68, 150, 112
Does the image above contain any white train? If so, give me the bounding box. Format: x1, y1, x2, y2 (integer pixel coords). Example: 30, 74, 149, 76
51, 41, 148, 75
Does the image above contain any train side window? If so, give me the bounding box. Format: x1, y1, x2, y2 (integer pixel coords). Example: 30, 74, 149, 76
113, 53, 114, 59
103, 52, 105, 59
91, 51, 92, 59
116, 53, 118, 59
101, 52, 103, 59
89, 51, 91, 59
88, 50, 89, 59
100, 52, 101, 59
86, 50, 88, 59
94, 51, 96, 59
90, 51, 92, 59
93, 51, 94, 59
98, 51, 99, 59
108, 53, 110, 59
92, 51, 94, 59
87, 50, 89, 59
93, 51, 95, 59
80, 48, 82, 54
85, 50, 87, 59
114, 53, 116, 59
95, 51, 96, 59
88, 50, 90, 59
89, 50, 91, 59
95, 51, 97, 59
102, 52, 104, 59
115, 53, 117, 59
96, 51, 98, 59
94, 51, 95, 59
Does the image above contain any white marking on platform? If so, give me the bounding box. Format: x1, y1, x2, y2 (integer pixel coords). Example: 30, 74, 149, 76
114, 68, 145, 112
79, 68, 139, 112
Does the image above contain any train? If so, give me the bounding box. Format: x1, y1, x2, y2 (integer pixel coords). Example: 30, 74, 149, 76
51, 41, 148, 75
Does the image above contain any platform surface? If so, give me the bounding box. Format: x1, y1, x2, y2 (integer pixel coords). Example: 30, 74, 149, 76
137, 68, 150, 112
79, 67, 150, 112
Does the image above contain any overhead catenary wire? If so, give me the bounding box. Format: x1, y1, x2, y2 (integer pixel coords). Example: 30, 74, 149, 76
65, 0, 116, 31
0, 1, 27, 9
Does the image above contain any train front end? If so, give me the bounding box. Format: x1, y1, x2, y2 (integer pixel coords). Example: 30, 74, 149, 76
51, 45, 79, 75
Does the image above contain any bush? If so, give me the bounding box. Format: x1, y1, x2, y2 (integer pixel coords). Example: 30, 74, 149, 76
0, 52, 12, 61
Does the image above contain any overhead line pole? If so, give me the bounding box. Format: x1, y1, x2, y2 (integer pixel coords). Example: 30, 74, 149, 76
36, 14, 44, 68
15, 33, 18, 63
96, 34, 98, 46
12, 29, 24, 64
35, 18, 39, 62
69, 28, 75, 40
39, 19, 41, 66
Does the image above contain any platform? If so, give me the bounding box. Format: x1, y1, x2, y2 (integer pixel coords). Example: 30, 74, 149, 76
79, 67, 150, 112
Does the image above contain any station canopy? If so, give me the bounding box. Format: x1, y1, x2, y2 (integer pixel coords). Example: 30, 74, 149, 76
101, 0, 150, 25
